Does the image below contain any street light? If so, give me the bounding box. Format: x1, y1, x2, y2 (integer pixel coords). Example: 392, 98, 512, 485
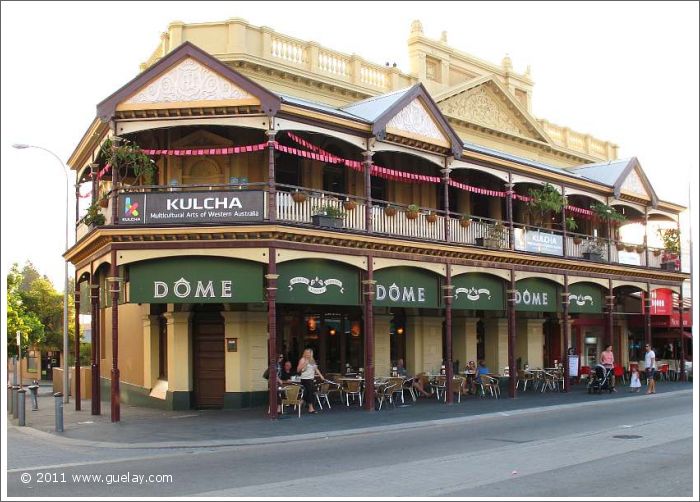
12, 143, 71, 404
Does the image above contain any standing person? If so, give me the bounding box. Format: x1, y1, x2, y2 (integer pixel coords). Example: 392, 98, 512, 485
600, 345, 616, 392
629, 366, 641, 392
644, 344, 657, 394
297, 348, 324, 414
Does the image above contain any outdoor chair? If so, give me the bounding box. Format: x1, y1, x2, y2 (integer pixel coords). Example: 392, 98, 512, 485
516, 370, 535, 391
449, 376, 465, 403
658, 364, 669, 382
375, 380, 397, 411
314, 381, 333, 410
281, 385, 304, 418
433, 375, 447, 401
342, 379, 363, 407
402, 376, 417, 402
387, 377, 406, 404
613, 365, 625, 385
479, 375, 500, 398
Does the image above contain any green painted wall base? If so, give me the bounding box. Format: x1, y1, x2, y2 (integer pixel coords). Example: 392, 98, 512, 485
99, 378, 265, 410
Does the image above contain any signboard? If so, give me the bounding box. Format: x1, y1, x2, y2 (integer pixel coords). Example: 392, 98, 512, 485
568, 282, 603, 314
645, 288, 673, 316
515, 278, 558, 312
514, 228, 563, 256
277, 259, 360, 306
568, 355, 579, 377
452, 273, 505, 311
129, 257, 263, 303
373, 267, 440, 309
117, 190, 264, 225
617, 251, 641, 265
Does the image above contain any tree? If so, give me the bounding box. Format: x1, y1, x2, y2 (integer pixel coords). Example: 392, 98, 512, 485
6, 263, 44, 356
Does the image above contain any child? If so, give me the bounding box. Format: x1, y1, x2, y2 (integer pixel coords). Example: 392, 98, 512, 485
629, 367, 641, 393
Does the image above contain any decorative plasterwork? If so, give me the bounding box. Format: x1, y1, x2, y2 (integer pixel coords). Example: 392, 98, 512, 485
386, 98, 447, 144
620, 169, 649, 199
122, 58, 256, 107
439, 86, 527, 137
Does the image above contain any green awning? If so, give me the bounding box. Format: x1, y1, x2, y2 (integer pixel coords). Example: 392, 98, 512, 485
452, 273, 505, 311
277, 259, 360, 305
374, 267, 441, 309
568, 282, 603, 314
515, 278, 559, 312
129, 257, 263, 303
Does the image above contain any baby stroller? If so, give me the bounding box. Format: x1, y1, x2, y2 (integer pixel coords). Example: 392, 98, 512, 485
587, 364, 614, 394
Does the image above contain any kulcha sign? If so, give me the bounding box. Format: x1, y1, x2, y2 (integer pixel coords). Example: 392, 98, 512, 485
452, 273, 505, 311
514, 228, 563, 256
129, 257, 263, 303
374, 267, 440, 309
515, 277, 559, 312
277, 259, 360, 305
117, 191, 264, 225
568, 282, 603, 314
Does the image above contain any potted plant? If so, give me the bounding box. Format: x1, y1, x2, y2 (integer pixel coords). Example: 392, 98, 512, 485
653, 249, 662, 257
591, 202, 627, 227
384, 204, 397, 217
476, 221, 507, 248
101, 138, 156, 186
527, 183, 566, 227
425, 211, 438, 223
292, 190, 308, 203
81, 202, 106, 228
565, 216, 577, 233
343, 198, 358, 211
311, 204, 345, 229
405, 204, 420, 220
459, 214, 472, 228
658, 228, 680, 271
582, 237, 606, 262
98, 187, 110, 208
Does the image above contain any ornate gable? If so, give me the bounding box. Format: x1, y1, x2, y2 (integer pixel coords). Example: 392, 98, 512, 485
385, 98, 449, 147
620, 167, 650, 200
119, 57, 258, 111
436, 78, 549, 142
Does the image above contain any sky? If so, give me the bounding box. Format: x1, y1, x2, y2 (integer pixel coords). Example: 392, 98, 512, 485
1, 1, 698, 291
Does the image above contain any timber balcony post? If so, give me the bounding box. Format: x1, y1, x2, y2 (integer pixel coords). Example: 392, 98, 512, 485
363, 150, 373, 234
266, 129, 277, 223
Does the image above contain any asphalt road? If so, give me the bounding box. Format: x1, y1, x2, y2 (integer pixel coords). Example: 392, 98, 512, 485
7, 391, 694, 497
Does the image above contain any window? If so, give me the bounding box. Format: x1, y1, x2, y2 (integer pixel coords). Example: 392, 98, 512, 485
371, 176, 387, 203
27, 350, 38, 373
276, 157, 301, 188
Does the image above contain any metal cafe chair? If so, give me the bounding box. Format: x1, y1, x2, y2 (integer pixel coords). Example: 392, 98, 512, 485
341, 379, 363, 407
281, 385, 304, 418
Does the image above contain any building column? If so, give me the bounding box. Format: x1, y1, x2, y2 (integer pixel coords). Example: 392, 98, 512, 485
74, 282, 81, 410
679, 286, 686, 381
108, 251, 121, 422
362, 256, 375, 410
405, 316, 444, 374
644, 207, 650, 267
442, 166, 451, 242
90, 275, 101, 415
163, 310, 193, 395
452, 316, 479, 370
644, 283, 652, 348
373, 314, 393, 377
143, 313, 160, 390
561, 275, 570, 392
266, 248, 279, 418
483, 318, 509, 376
507, 269, 517, 397
266, 129, 277, 223
606, 279, 614, 347
561, 185, 568, 257
506, 176, 515, 251
444, 264, 454, 403
516, 318, 546, 370
363, 149, 374, 234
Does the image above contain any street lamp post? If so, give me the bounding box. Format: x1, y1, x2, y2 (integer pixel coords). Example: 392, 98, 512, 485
12, 143, 71, 405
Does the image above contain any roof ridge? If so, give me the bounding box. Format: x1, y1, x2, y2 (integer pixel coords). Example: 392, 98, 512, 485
340, 86, 414, 109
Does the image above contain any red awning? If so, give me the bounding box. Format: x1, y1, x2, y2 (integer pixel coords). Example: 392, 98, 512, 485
653, 330, 692, 340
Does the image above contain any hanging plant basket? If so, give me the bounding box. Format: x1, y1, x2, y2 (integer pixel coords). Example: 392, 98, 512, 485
98, 197, 109, 209
292, 191, 308, 203
635, 244, 645, 254
653, 249, 662, 257
459, 218, 471, 229
573, 236, 583, 245
616, 242, 625, 251
624, 244, 635, 252
426, 212, 438, 223
343, 199, 358, 211
384, 205, 397, 217
405, 210, 419, 220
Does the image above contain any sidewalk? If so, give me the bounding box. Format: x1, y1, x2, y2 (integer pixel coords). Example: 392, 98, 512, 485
8, 381, 693, 449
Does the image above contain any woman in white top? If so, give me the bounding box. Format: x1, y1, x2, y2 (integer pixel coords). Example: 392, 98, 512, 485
297, 348, 325, 414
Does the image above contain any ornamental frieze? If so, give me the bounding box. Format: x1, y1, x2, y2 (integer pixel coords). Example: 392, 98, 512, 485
438, 87, 524, 137
386, 99, 445, 141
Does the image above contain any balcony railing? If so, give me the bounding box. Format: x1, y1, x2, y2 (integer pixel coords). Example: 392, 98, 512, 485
76, 183, 678, 271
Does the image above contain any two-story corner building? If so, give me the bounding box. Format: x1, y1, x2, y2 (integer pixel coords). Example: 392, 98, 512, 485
64, 18, 690, 419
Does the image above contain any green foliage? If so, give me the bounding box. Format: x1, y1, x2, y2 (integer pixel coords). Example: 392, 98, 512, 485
7, 264, 44, 356
582, 237, 607, 256
565, 216, 578, 232
658, 228, 680, 254
100, 137, 156, 184
406, 204, 420, 213
313, 204, 345, 218
81, 202, 106, 227
591, 202, 627, 224
527, 183, 566, 225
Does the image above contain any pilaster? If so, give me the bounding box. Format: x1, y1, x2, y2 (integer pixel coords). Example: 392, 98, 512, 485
163, 311, 193, 392
142, 313, 160, 390
483, 318, 509, 374
373, 314, 393, 377
405, 316, 443, 374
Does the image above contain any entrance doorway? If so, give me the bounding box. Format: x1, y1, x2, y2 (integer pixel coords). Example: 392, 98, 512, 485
192, 307, 225, 409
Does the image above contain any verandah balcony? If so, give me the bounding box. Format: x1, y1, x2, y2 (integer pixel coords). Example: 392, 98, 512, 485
78, 182, 670, 271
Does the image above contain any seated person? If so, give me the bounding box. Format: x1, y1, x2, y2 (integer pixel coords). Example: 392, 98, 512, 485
396, 358, 408, 377
411, 372, 434, 398
279, 360, 296, 383
477, 360, 490, 377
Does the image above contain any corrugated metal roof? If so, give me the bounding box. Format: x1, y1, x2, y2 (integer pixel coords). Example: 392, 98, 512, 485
339, 87, 413, 122
278, 94, 369, 122
463, 141, 581, 177
568, 159, 631, 186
